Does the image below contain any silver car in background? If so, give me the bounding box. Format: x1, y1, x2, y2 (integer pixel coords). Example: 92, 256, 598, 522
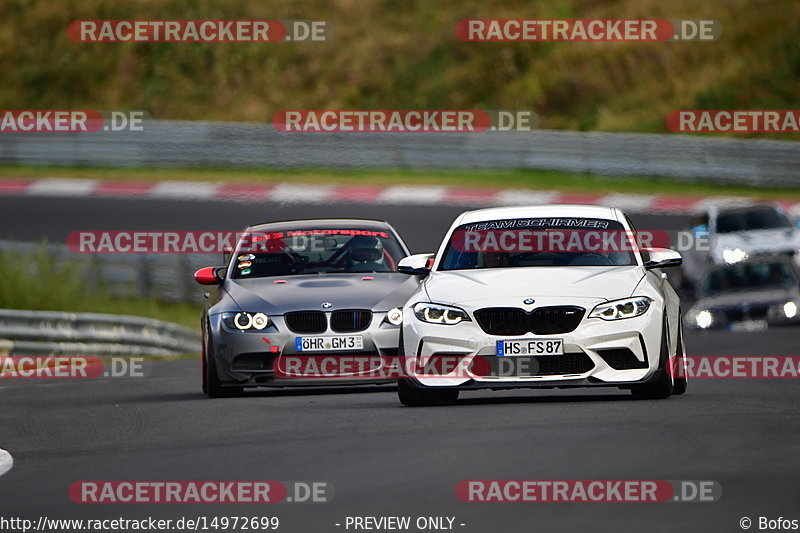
681, 203, 800, 289
686, 258, 800, 332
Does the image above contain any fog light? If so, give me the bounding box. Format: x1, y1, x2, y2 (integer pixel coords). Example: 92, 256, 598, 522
386, 307, 403, 326
252, 313, 270, 329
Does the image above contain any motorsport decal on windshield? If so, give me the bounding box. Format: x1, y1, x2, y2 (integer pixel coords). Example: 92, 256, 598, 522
462, 218, 611, 231
450, 218, 669, 253
249, 229, 390, 241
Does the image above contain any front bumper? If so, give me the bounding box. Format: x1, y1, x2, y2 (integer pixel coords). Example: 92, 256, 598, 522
401, 300, 664, 389
209, 311, 402, 387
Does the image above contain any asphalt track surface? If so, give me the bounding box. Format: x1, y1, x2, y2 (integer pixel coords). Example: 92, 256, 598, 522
1, 196, 800, 532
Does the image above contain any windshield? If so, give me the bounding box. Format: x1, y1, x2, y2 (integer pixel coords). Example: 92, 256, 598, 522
716, 207, 793, 233
439, 218, 638, 270
699, 262, 798, 296
231, 228, 406, 278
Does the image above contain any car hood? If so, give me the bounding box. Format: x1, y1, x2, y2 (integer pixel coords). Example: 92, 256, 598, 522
713, 228, 800, 256
423, 266, 646, 305
221, 273, 420, 314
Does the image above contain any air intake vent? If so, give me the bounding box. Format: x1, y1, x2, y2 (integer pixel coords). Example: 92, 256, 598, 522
331, 310, 373, 332
285, 311, 327, 334
474, 306, 584, 336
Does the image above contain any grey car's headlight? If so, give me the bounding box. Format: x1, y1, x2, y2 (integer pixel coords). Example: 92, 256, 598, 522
413, 302, 471, 325
385, 307, 404, 326
222, 312, 271, 330
784, 301, 798, 319
589, 297, 652, 321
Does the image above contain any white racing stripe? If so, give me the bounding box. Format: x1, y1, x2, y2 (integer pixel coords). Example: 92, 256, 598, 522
0, 448, 13, 477
2, 177, 793, 215
377, 185, 447, 205
27, 178, 98, 197
493, 189, 560, 206
148, 180, 221, 200
269, 183, 333, 203
599, 193, 656, 211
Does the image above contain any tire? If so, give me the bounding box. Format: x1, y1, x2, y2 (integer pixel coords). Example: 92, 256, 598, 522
201, 319, 209, 394
398, 378, 459, 407
631, 315, 674, 400
672, 319, 688, 395
203, 320, 243, 398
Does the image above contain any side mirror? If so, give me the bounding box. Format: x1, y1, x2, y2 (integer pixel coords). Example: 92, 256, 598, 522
194, 266, 225, 285
644, 248, 682, 269
397, 253, 434, 276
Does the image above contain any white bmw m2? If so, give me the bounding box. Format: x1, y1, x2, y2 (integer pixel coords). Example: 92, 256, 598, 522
395, 205, 688, 406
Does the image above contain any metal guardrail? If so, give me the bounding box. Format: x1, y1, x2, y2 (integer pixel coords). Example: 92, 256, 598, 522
0, 239, 214, 304
0, 120, 797, 186
0, 309, 198, 357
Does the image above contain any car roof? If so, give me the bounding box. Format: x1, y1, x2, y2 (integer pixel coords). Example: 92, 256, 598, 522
247, 218, 393, 232
455, 204, 621, 225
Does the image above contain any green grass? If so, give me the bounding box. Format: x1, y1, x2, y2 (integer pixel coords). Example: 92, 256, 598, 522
0, 245, 200, 330
2, 164, 799, 199
0, 0, 797, 138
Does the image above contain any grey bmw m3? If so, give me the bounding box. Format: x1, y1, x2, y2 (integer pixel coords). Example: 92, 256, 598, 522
194, 218, 419, 397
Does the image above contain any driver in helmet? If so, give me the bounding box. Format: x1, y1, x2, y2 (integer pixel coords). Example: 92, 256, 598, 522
348, 235, 388, 272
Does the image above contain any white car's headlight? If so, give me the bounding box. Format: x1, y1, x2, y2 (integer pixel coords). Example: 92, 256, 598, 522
589, 297, 652, 321
385, 307, 404, 326
695, 310, 714, 329
222, 312, 271, 330
413, 302, 471, 325
721, 248, 749, 264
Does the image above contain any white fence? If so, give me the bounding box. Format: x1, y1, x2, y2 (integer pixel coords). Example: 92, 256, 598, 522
0, 120, 797, 186
0, 309, 198, 357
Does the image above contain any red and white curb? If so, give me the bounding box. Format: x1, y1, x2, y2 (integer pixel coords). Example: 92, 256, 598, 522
0, 448, 13, 477
1, 178, 798, 215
